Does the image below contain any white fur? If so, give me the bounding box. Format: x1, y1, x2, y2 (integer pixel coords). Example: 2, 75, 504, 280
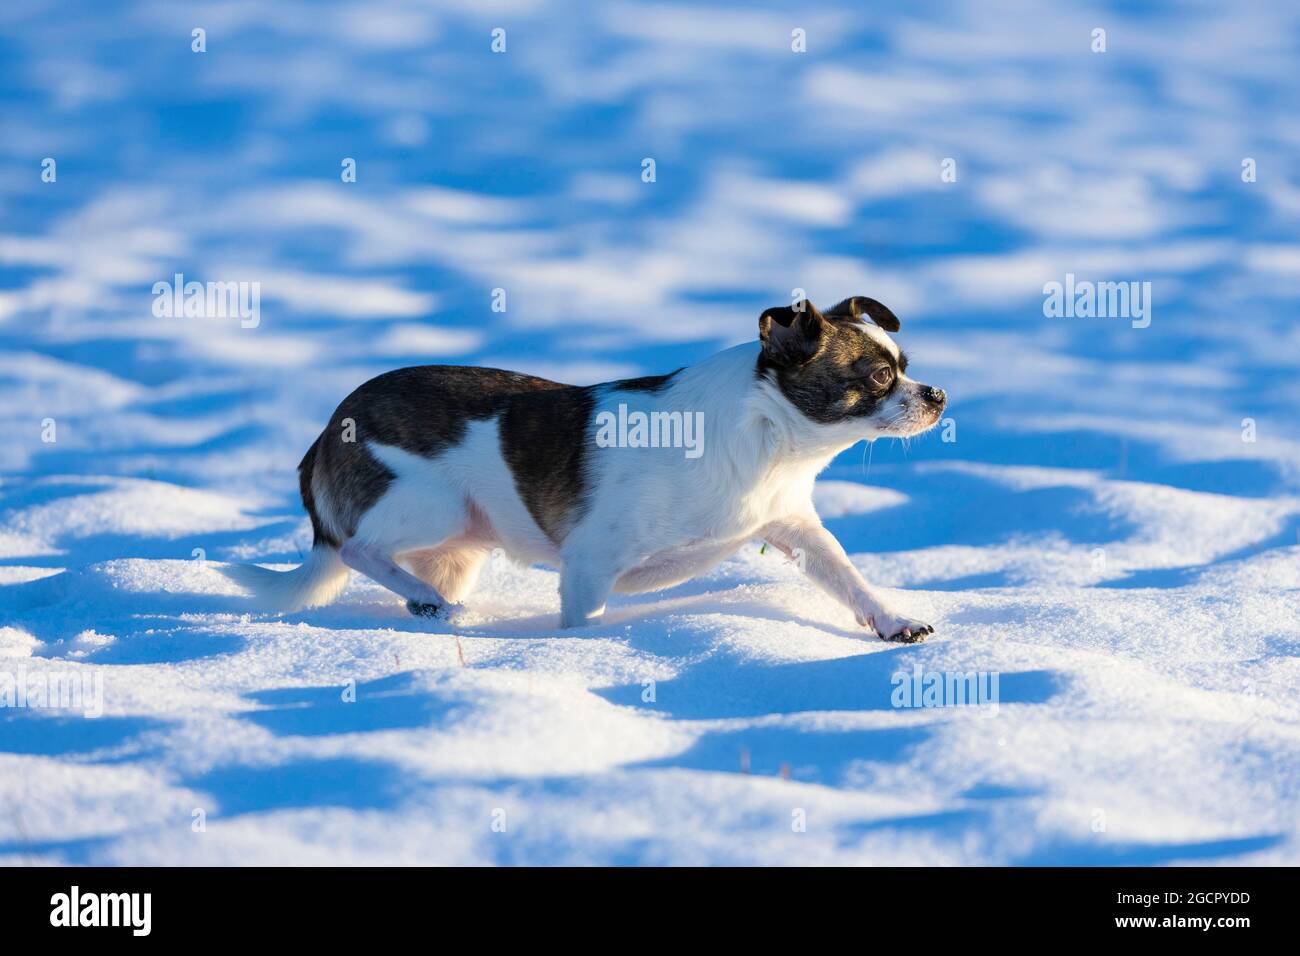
859, 322, 901, 360
221, 544, 348, 611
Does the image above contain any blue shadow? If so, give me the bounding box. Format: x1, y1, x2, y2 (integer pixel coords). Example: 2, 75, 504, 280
241, 672, 461, 737
186, 757, 410, 815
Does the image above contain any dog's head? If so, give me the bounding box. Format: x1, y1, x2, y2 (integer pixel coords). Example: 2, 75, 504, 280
758, 296, 946, 439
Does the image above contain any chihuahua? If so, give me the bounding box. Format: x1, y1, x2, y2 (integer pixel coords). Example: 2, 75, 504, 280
225, 296, 946, 642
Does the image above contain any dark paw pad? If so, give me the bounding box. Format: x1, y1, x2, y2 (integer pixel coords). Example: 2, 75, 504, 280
883, 624, 934, 644
406, 600, 442, 619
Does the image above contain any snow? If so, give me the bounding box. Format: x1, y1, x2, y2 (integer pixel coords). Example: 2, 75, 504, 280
1, 0, 1299, 865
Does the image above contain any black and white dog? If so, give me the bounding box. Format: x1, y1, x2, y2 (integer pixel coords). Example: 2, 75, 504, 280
225, 296, 946, 642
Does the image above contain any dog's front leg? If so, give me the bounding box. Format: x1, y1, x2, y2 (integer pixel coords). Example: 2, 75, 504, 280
558, 550, 620, 628
760, 515, 934, 643
558, 563, 617, 627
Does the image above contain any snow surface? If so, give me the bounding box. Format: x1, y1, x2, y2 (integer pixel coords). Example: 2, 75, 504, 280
2, 0, 1299, 865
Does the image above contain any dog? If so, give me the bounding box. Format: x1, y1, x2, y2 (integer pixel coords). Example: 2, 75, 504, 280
224, 296, 947, 642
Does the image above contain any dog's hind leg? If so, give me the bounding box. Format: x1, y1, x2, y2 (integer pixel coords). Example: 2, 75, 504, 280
345, 470, 474, 617
339, 540, 454, 617
403, 544, 490, 604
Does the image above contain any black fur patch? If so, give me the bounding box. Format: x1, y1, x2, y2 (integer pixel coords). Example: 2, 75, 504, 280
297, 437, 336, 548
615, 369, 681, 393
499, 385, 596, 544
757, 299, 902, 425
306, 366, 569, 544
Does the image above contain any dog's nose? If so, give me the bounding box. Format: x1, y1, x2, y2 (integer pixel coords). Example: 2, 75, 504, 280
923, 385, 946, 407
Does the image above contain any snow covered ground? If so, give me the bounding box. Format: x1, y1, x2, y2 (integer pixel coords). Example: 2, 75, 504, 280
2, 0, 1299, 865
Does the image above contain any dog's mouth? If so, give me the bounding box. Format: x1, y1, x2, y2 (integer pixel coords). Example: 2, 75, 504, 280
880, 411, 941, 438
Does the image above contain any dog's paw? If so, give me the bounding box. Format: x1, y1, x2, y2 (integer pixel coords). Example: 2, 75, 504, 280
406, 600, 445, 620
405, 600, 468, 625
861, 610, 934, 644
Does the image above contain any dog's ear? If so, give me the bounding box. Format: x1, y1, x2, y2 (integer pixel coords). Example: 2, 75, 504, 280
759, 300, 825, 366
825, 296, 901, 332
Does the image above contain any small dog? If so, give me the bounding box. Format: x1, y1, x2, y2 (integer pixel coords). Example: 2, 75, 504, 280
225, 296, 946, 641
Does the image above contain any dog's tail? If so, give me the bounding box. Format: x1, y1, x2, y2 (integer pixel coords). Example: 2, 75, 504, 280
220, 544, 349, 612
221, 434, 349, 612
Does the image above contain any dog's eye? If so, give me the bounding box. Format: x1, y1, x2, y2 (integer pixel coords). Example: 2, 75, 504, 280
869, 366, 894, 388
